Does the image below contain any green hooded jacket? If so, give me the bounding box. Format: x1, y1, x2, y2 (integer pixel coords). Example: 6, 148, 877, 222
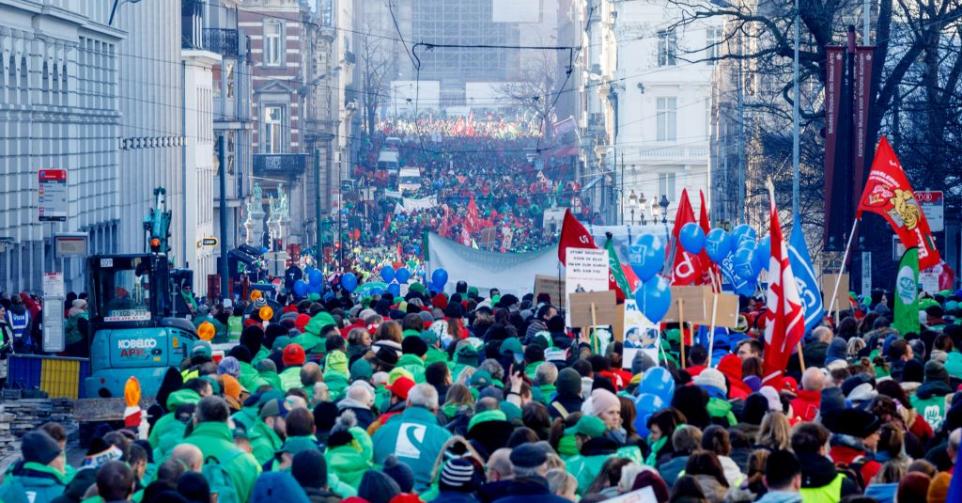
237, 361, 268, 392
397, 354, 426, 383
279, 366, 303, 391
325, 444, 372, 488
291, 333, 325, 355
323, 371, 349, 402
0, 462, 69, 503
258, 369, 282, 391
182, 422, 261, 503
567, 446, 642, 494
148, 389, 201, 454
247, 418, 283, 465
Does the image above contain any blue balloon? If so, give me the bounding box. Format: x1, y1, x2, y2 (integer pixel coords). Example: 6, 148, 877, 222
396, 267, 411, 283
633, 393, 665, 437
704, 228, 732, 263
308, 269, 323, 287
636, 275, 671, 323
380, 265, 395, 283
293, 280, 309, 297
639, 367, 675, 404
733, 245, 756, 280
731, 224, 756, 245
753, 236, 771, 275
341, 272, 358, 293
432, 268, 448, 288
629, 234, 666, 282
679, 223, 706, 254
309, 282, 322, 294
387, 282, 401, 297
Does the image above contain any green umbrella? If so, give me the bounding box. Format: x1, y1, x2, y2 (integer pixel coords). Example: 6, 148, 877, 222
354, 281, 388, 296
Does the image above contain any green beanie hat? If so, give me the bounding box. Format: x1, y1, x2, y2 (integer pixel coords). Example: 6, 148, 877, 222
468, 409, 507, 431
564, 415, 606, 438
350, 358, 373, 381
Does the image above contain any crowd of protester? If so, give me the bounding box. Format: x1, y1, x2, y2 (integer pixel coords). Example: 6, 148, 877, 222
2, 275, 961, 503
344, 120, 586, 258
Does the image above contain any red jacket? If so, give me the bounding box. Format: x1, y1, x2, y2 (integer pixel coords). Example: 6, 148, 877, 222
829, 444, 881, 485
790, 389, 821, 423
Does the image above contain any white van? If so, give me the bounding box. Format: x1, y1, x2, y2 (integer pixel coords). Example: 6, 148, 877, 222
398, 167, 421, 195
377, 150, 400, 174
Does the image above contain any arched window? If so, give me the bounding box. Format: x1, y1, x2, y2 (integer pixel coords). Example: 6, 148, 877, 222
43, 61, 50, 104
20, 57, 28, 102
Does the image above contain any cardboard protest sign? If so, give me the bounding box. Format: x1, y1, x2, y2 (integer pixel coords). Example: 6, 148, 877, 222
664, 285, 711, 324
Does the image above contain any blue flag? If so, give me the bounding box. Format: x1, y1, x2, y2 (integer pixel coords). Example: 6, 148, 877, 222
788, 225, 824, 333
949, 444, 962, 503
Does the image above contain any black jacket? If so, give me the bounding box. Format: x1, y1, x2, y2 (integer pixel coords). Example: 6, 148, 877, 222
491, 477, 571, 503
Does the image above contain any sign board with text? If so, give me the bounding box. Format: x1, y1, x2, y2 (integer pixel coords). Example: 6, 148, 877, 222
915, 190, 944, 232
55, 233, 88, 258
39, 169, 67, 222
822, 273, 850, 312
564, 247, 610, 326
42, 272, 65, 352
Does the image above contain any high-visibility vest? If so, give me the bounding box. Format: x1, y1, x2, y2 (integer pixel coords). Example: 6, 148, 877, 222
6, 312, 28, 339
799, 473, 844, 503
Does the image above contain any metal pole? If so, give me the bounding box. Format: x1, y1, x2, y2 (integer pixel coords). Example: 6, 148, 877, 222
792, 0, 801, 218
315, 148, 322, 265
863, 0, 871, 43
218, 135, 229, 300
620, 152, 625, 225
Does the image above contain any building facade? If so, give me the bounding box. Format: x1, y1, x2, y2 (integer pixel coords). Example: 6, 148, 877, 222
0, 0, 123, 293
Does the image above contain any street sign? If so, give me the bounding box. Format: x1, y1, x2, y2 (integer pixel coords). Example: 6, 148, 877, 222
42, 272, 65, 353
38, 169, 67, 222
199, 237, 218, 247
54, 232, 88, 257
861, 252, 872, 297
915, 190, 944, 232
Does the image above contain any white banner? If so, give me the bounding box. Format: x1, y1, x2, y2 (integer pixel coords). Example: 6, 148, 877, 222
395, 196, 437, 213
426, 233, 559, 296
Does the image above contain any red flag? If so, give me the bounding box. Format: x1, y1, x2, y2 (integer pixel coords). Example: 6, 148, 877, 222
762, 186, 806, 384
557, 210, 624, 300
698, 190, 716, 285
670, 189, 704, 285
466, 196, 481, 233
857, 137, 941, 269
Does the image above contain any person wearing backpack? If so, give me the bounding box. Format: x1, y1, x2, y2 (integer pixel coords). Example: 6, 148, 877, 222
823, 407, 883, 488
182, 396, 261, 503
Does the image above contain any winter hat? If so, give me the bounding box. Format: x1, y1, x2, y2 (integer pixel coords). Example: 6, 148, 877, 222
822, 407, 881, 438
251, 472, 310, 503
693, 368, 728, 395
842, 374, 876, 402
927, 472, 951, 503
382, 456, 416, 493
259, 399, 290, 420
509, 443, 548, 468
375, 347, 399, 370
358, 470, 401, 503
924, 360, 949, 383
191, 341, 213, 359
21, 430, 61, 465
327, 410, 358, 449
228, 345, 253, 364
350, 358, 374, 381
272, 335, 292, 352
758, 386, 782, 412
217, 356, 241, 378
291, 449, 328, 489
313, 401, 339, 433
439, 458, 482, 492
556, 368, 582, 398
177, 471, 211, 503
255, 358, 277, 373
825, 337, 848, 365
221, 375, 245, 409
387, 376, 415, 400
585, 388, 620, 419
454, 344, 480, 366
294, 314, 311, 333
564, 415, 606, 438
897, 472, 931, 503
282, 343, 306, 366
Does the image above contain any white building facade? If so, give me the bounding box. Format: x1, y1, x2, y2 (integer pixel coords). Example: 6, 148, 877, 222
0, 0, 123, 293
610, 0, 722, 223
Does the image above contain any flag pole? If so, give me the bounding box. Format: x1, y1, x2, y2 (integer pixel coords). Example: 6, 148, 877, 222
827, 219, 859, 315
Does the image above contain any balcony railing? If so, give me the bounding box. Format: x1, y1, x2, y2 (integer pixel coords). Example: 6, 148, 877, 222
253, 153, 308, 177
204, 29, 241, 57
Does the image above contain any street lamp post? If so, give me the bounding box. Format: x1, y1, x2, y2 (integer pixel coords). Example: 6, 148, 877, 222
628, 190, 638, 226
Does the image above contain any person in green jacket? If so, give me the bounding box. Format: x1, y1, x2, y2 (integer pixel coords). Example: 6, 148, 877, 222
148, 381, 208, 458
293, 312, 337, 356
247, 399, 288, 465
0, 430, 69, 503
323, 411, 373, 489
229, 346, 268, 392
256, 359, 283, 391
372, 383, 452, 492
693, 369, 737, 426
279, 343, 307, 391
182, 396, 262, 503
397, 336, 428, 383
